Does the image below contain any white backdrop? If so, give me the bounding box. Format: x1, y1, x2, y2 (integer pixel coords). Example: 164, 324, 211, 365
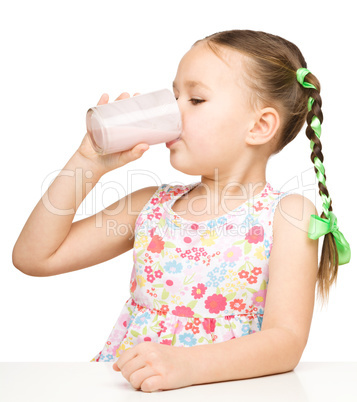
1, 0, 355, 362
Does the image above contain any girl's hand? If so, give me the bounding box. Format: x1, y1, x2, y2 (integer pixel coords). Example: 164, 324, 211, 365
77, 92, 150, 176
112, 342, 193, 392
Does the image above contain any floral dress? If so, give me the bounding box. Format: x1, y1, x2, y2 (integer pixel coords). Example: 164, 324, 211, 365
90, 181, 298, 362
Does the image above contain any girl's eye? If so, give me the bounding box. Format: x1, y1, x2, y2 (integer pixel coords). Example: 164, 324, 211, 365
175, 98, 205, 105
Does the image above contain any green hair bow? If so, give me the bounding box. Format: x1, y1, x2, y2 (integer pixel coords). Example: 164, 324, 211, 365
296, 67, 351, 265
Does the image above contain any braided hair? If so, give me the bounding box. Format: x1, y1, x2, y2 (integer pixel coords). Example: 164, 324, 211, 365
192, 29, 351, 308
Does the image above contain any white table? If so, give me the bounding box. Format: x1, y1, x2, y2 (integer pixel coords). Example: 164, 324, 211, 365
1, 362, 356, 401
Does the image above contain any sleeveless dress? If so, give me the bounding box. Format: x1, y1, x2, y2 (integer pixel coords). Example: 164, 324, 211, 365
90, 181, 299, 362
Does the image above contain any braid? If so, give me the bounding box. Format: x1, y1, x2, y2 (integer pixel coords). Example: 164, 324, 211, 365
296, 68, 351, 305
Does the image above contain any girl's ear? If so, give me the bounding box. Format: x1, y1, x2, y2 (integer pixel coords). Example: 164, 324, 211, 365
246, 107, 280, 146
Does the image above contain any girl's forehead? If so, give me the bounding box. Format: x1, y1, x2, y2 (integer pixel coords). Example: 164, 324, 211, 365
175, 45, 245, 91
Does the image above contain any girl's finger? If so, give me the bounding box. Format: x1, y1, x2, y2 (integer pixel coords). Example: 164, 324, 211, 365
97, 93, 109, 106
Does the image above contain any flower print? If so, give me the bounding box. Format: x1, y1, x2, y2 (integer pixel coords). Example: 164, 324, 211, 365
220, 268, 227, 275
136, 275, 146, 287
217, 216, 227, 225
160, 339, 173, 345
229, 298, 246, 312
241, 324, 251, 336
213, 267, 219, 273
134, 311, 151, 326
166, 318, 184, 334
102, 353, 114, 362
163, 277, 184, 293
130, 277, 137, 293
146, 274, 155, 283
163, 260, 183, 274
144, 266, 153, 274
245, 225, 264, 244
253, 200, 265, 212
207, 220, 217, 228
202, 318, 216, 334
154, 270, 163, 278
179, 332, 197, 346
172, 305, 195, 317
252, 289, 267, 308
218, 276, 225, 282
223, 246, 242, 262
191, 283, 207, 299
264, 239, 269, 248
247, 275, 258, 284
204, 294, 227, 314
147, 234, 165, 253
251, 267, 262, 276
200, 230, 219, 246
254, 244, 266, 260
238, 270, 249, 279
205, 280, 213, 287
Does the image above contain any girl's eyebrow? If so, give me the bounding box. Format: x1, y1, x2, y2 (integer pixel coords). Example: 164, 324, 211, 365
172, 80, 211, 91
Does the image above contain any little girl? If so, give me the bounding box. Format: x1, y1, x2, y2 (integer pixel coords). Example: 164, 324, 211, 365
12, 29, 351, 392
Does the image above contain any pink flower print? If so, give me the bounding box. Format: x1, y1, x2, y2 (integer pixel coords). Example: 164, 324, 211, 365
151, 197, 160, 206
160, 339, 173, 345
223, 246, 242, 262
107, 343, 120, 356
191, 283, 207, 299
118, 313, 131, 330
154, 270, 163, 278
245, 225, 264, 244
252, 289, 267, 308
202, 318, 216, 334
172, 305, 195, 317
247, 275, 258, 284
144, 266, 153, 274
204, 294, 227, 314
238, 270, 249, 279
229, 298, 246, 312
159, 192, 171, 203
253, 200, 265, 212
163, 277, 184, 293
251, 267, 262, 276
147, 235, 165, 253
166, 318, 184, 334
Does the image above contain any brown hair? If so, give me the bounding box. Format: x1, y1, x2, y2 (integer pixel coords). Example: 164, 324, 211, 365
193, 29, 338, 308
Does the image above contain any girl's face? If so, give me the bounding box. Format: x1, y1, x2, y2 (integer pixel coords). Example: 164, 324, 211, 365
170, 43, 260, 176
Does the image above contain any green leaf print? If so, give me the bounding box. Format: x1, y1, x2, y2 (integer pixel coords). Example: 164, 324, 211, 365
187, 300, 198, 309
137, 258, 144, 265
157, 217, 166, 228
225, 292, 237, 301
244, 241, 252, 254
161, 249, 164, 258
164, 241, 176, 248
232, 239, 246, 246
161, 334, 173, 339
161, 288, 170, 300
242, 292, 247, 297
137, 249, 145, 256
216, 286, 221, 295
246, 288, 257, 293
153, 283, 164, 288
172, 334, 177, 346
131, 330, 140, 337
142, 326, 147, 335
260, 279, 267, 290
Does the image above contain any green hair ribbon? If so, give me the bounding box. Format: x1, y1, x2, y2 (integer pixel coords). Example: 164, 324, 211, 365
296, 67, 351, 265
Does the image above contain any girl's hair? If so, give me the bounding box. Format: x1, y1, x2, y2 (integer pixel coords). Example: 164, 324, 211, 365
193, 29, 337, 308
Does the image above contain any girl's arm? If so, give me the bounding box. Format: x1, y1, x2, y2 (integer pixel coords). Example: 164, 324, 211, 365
185, 194, 319, 384
12, 149, 157, 277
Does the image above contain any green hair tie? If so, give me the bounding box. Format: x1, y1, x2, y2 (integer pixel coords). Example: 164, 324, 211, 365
296, 67, 351, 265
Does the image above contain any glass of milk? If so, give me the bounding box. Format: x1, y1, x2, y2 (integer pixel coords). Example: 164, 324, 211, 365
86, 88, 182, 155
